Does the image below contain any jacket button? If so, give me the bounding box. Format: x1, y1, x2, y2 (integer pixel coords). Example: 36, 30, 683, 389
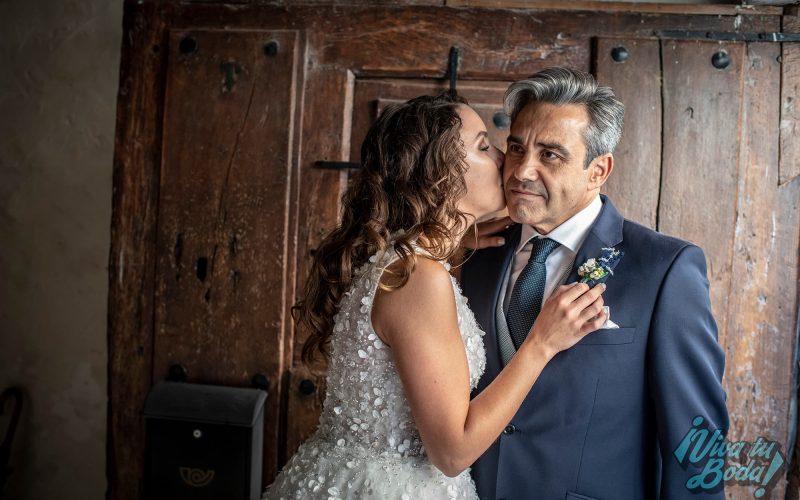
503, 424, 516, 435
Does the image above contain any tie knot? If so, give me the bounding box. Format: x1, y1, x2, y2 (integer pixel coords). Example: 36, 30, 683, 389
529, 237, 560, 263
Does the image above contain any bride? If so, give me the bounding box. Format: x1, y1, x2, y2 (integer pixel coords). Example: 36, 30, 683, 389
262, 92, 607, 499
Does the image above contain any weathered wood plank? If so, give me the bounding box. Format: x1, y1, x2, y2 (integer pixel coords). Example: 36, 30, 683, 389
595, 38, 662, 229
446, 0, 783, 16
152, 28, 301, 484
109, 4, 793, 498
107, 2, 174, 499
658, 40, 744, 348
268, 0, 445, 4
780, 18, 800, 185
349, 79, 511, 165
316, 9, 589, 78
277, 26, 306, 483
190, 0, 446, 4
282, 66, 353, 468
788, 20, 800, 498
283, 366, 328, 466
168, 5, 778, 80
290, 67, 354, 367
724, 41, 799, 499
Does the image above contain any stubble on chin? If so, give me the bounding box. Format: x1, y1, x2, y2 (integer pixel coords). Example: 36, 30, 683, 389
504, 188, 542, 223
507, 201, 538, 226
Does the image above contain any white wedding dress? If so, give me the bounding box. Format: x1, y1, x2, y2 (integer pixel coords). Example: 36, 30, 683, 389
263, 241, 487, 499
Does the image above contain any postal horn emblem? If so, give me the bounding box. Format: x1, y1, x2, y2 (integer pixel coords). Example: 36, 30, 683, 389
179, 467, 215, 488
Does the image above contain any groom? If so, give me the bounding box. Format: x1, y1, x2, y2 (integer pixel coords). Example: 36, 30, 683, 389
461, 68, 729, 499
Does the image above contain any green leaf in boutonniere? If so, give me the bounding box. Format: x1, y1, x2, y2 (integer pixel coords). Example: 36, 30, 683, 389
577, 247, 624, 286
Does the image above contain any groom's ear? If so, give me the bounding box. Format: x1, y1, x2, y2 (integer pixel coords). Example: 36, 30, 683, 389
586, 153, 614, 190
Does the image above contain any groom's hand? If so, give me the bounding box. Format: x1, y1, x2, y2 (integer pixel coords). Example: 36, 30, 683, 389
461, 215, 514, 251
524, 282, 607, 360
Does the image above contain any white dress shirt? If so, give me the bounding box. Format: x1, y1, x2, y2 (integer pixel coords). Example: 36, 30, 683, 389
502, 194, 603, 313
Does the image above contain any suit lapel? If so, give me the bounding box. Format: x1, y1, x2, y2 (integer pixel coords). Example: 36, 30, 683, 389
565, 194, 625, 284
470, 196, 624, 388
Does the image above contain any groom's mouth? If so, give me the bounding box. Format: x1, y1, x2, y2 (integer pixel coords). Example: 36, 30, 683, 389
510, 189, 545, 199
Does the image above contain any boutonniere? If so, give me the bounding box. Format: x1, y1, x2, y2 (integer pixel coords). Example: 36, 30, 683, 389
577, 247, 624, 286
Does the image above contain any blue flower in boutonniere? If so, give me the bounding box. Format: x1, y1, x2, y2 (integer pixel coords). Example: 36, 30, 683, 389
577, 247, 624, 286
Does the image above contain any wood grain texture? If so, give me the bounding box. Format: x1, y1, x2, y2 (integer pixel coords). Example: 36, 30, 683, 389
659, 40, 745, 345
153, 28, 301, 483
349, 79, 511, 165
289, 67, 354, 367
169, 5, 778, 80
110, 3, 796, 498
107, 2, 174, 499
723, 41, 799, 499
790, 16, 800, 476
446, 0, 784, 16
282, 66, 353, 468
373, 94, 510, 150
283, 366, 328, 463
271, 0, 445, 4
595, 38, 662, 229
780, 18, 800, 185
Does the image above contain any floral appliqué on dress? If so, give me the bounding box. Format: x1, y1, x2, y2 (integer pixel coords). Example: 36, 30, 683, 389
263, 241, 487, 499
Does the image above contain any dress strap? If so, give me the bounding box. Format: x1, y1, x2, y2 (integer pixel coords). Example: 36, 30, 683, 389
407, 241, 452, 272
357, 239, 452, 314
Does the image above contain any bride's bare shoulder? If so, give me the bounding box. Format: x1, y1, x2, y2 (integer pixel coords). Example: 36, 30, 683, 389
372, 255, 457, 342
378, 254, 452, 296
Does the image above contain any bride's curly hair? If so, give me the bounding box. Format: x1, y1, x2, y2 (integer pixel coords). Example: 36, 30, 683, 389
295, 92, 472, 364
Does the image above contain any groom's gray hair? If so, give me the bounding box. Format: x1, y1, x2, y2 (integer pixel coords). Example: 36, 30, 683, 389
504, 67, 625, 168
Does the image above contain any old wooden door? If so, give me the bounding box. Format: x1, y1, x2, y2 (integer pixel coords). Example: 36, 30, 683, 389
285, 35, 800, 500
596, 36, 800, 499
154, 26, 305, 488
109, 3, 800, 499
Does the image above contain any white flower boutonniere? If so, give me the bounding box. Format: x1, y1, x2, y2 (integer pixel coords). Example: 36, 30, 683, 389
577, 247, 624, 286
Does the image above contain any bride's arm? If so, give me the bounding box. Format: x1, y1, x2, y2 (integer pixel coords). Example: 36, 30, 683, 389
372, 257, 606, 478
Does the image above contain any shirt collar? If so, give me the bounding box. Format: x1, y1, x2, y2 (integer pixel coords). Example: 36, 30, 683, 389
515, 194, 603, 255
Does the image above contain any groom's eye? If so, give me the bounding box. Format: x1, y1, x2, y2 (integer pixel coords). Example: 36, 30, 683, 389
508, 143, 524, 154
542, 151, 561, 161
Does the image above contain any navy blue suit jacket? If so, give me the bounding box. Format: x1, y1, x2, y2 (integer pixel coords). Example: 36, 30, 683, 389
462, 195, 729, 500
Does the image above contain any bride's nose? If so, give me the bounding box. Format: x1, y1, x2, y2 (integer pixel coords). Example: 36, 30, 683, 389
492, 145, 504, 169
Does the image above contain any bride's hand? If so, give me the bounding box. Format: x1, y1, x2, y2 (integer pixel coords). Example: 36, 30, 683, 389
522, 282, 607, 360
460, 215, 514, 251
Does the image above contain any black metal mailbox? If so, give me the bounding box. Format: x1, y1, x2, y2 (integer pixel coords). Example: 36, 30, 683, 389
143, 381, 267, 500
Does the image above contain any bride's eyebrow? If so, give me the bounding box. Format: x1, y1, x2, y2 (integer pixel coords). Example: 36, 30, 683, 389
474, 131, 488, 142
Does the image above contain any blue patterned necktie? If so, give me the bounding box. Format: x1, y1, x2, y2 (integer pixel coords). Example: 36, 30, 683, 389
506, 237, 561, 350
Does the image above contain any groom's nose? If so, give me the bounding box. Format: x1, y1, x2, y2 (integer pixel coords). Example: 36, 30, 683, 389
509, 152, 541, 182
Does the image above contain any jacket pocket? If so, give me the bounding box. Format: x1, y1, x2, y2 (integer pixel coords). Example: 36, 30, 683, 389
565, 491, 600, 500
574, 327, 635, 346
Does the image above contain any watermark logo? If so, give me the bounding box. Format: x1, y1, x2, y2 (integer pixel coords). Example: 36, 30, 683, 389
673, 415, 786, 498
